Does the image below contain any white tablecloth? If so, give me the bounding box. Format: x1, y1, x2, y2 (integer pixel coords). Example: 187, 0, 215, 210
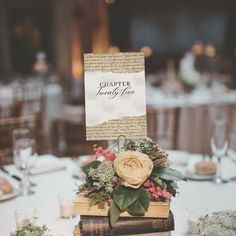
0, 153, 236, 236
0, 156, 79, 236
146, 83, 236, 108
169, 151, 236, 235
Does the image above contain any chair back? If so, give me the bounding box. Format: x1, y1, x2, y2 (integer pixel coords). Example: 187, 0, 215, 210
0, 102, 23, 119
12, 82, 44, 115
50, 117, 107, 157
147, 106, 179, 149
0, 113, 43, 165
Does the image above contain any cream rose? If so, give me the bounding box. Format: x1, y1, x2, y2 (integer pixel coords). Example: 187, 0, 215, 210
114, 151, 153, 189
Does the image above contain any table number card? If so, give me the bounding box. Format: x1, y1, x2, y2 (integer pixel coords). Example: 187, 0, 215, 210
84, 52, 147, 140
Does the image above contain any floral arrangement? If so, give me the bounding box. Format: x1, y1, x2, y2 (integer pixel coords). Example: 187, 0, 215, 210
78, 138, 186, 225
10, 219, 51, 236
197, 211, 236, 236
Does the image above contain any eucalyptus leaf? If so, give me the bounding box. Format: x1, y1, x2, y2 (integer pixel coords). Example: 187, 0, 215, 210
113, 185, 141, 210
81, 160, 100, 175
151, 167, 187, 181
109, 201, 122, 226
127, 189, 150, 215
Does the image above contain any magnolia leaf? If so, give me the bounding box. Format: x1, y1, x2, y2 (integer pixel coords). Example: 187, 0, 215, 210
81, 160, 100, 175
109, 201, 121, 226
127, 189, 150, 215
113, 185, 140, 210
151, 167, 187, 181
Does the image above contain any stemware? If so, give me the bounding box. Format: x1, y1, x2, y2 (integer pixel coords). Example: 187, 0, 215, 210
13, 128, 37, 195
228, 131, 236, 164
210, 119, 228, 184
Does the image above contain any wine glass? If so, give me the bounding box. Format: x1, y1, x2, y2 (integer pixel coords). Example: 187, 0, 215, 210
13, 128, 37, 195
228, 131, 236, 164
210, 119, 228, 184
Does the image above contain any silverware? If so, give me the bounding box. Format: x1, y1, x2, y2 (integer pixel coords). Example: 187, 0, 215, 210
230, 176, 236, 181
0, 166, 21, 182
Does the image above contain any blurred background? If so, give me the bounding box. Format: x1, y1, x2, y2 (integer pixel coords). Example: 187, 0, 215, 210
1, 0, 236, 164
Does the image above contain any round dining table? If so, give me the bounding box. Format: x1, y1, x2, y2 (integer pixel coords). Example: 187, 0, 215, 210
146, 83, 236, 154
0, 152, 236, 236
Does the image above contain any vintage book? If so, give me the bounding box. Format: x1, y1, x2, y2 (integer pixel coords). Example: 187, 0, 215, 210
74, 224, 170, 236
74, 212, 174, 236
73, 195, 170, 218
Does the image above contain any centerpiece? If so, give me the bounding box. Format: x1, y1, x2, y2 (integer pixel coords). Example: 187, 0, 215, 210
75, 138, 186, 226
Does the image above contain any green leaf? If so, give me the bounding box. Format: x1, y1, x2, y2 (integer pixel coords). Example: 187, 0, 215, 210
81, 160, 100, 175
113, 185, 140, 210
127, 189, 150, 215
151, 167, 187, 181
170, 181, 178, 189
109, 201, 121, 226
152, 177, 164, 188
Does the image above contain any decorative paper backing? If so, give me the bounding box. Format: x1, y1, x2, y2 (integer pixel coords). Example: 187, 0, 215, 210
84, 53, 144, 73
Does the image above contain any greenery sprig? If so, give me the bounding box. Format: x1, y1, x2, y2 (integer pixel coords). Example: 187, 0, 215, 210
79, 160, 120, 209
197, 211, 236, 236
10, 219, 51, 236
124, 138, 171, 168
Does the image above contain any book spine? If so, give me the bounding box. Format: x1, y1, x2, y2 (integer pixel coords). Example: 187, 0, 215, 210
79, 217, 111, 236
79, 214, 174, 236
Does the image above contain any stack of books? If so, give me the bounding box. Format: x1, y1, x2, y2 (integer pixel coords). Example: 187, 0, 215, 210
74, 211, 174, 236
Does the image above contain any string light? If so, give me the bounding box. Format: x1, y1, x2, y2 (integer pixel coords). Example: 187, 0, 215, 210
205, 44, 216, 57
140, 46, 153, 57
108, 46, 120, 53
191, 41, 204, 56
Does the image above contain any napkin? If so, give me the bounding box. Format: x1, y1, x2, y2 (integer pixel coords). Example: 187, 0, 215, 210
29, 155, 66, 175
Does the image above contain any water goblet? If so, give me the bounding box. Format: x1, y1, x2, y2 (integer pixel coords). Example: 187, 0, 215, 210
13, 128, 37, 195
210, 119, 228, 184
228, 131, 236, 164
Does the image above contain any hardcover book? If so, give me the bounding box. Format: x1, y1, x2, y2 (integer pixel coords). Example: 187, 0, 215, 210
74, 226, 170, 236
73, 195, 170, 218
74, 211, 174, 236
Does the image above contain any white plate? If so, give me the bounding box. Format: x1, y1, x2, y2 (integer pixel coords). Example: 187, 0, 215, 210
185, 158, 216, 181
185, 170, 216, 181
0, 172, 22, 201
